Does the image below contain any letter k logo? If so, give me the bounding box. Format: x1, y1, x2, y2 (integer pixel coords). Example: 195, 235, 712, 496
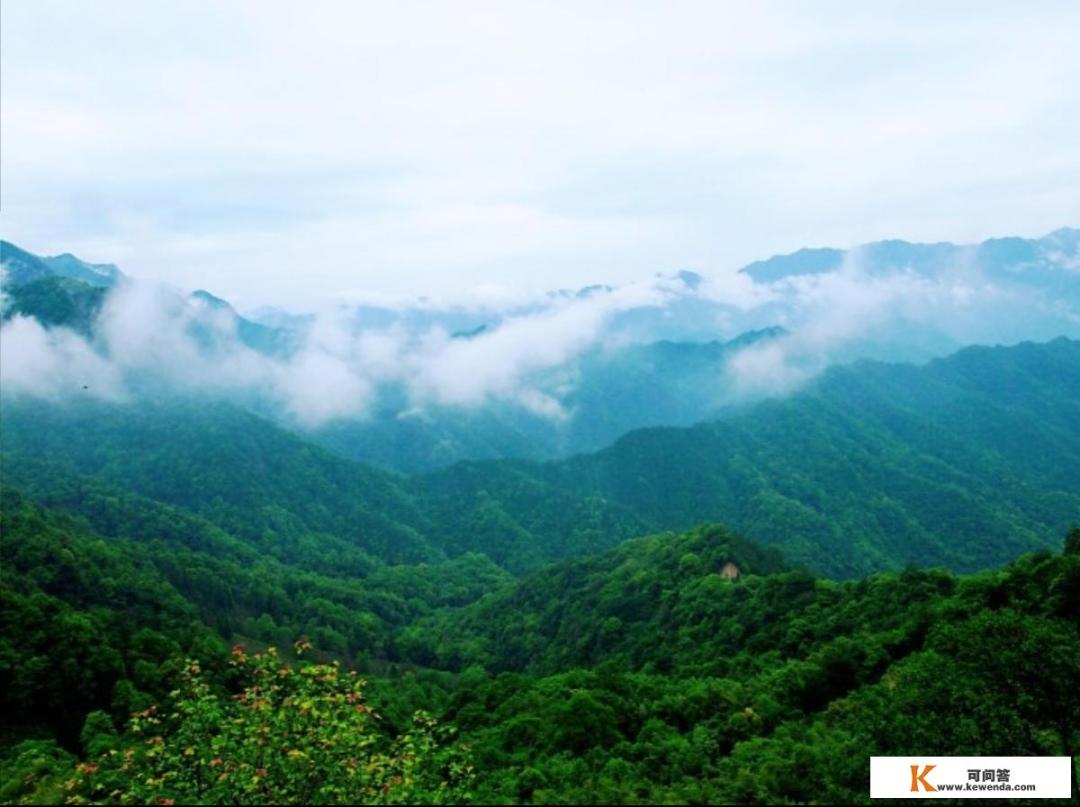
910, 764, 937, 792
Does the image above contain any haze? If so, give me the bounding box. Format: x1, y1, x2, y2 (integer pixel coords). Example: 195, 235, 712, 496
3, 1, 1080, 308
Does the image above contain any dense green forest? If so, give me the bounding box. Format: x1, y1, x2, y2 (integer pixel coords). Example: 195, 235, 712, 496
2, 491, 1078, 802
4, 338, 1079, 579
1, 276, 109, 336
2, 337, 1079, 802
418, 337, 1080, 576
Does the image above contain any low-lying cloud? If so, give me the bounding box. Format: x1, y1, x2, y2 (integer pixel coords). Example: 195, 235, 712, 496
2, 239, 1079, 428
725, 247, 1080, 396
0, 271, 674, 425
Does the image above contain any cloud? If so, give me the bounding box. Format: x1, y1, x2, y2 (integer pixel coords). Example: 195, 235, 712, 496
723, 247, 1079, 396
0, 272, 672, 425
406, 280, 666, 413
0, 314, 126, 401
3, 234, 1078, 427
3, 1, 1079, 304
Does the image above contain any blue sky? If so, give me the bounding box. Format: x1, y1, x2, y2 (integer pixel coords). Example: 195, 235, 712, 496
3, 0, 1079, 307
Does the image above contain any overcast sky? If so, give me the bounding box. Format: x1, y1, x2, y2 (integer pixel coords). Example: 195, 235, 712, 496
3, 1, 1079, 308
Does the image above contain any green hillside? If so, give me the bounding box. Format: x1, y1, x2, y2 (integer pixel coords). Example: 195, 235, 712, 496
4, 338, 1079, 581
3, 495, 1077, 802
411, 524, 1080, 803
421, 338, 1080, 576
2, 338, 1080, 802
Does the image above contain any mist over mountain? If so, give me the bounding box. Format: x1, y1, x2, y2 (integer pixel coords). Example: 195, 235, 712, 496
3, 229, 1078, 470
3, 333, 1077, 579
7, 1, 1080, 799
4, 234, 1080, 801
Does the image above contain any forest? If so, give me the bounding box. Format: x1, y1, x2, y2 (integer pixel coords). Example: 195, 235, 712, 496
2, 267, 1080, 803
5, 0, 1080, 799
2, 490, 1078, 803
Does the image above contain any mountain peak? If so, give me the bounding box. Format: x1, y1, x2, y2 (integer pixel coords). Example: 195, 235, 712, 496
42, 252, 123, 287
190, 289, 235, 312
1, 240, 123, 288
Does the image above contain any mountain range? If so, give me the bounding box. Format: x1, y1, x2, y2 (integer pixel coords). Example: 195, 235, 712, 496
4, 228, 1079, 471
2, 232, 1079, 802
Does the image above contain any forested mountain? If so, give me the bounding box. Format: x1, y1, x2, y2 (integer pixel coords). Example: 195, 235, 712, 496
0, 245, 293, 360
739, 227, 1080, 285
419, 337, 1080, 576
3, 354, 1079, 802
3, 494, 1078, 802
0, 241, 123, 288
410, 524, 1080, 803
307, 327, 789, 472
4, 337, 1079, 580
5, 231, 1079, 472
3, 236, 1080, 803
1, 400, 439, 565
1, 275, 109, 336
0, 399, 649, 576
0, 487, 509, 743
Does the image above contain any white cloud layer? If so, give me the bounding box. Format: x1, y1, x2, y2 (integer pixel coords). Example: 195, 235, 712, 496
0, 273, 675, 425
3, 233, 1078, 427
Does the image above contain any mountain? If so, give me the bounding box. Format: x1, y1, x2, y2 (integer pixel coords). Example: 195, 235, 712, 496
0, 399, 438, 566
739, 227, 1080, 283
1, 241, 123, 287
0, 241, 55, 286
0, 275, 109, 336
400, 523, 1080, 802
417, 337, 1080, 577
40, 253, 122, 287
227, 226, 1080, 470
3, 231, 1080, 801
0, 397, 647, 576
1, 241, 291, 354
0, 483, 510, 749
4, 337, 1077, 580
740, 246, 847, 282
188, 289, 298, 356
5, 491, 1077, 801
4, 231, 1080, 474
309, 327, 788, 473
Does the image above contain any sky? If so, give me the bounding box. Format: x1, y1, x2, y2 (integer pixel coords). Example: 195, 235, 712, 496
3, 0, 1079, 308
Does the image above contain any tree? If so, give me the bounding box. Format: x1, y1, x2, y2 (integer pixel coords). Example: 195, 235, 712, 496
80, 711, 118, 758
65, 643, 472, 805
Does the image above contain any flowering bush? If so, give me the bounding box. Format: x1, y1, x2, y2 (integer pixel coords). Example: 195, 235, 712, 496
64, 642, 472, 805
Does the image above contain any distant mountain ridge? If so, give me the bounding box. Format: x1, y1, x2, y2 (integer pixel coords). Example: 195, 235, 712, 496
1, 240, 124, 287
4, 229, 1079, 472
739, 227, 1080, 282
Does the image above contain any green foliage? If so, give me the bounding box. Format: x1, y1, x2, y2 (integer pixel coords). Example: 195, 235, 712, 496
0, 489, 512, 745
4, 512, 1080, 803
79, 714, 118, 759
1, 276, 107, 336
418, 337, 1080, 577
64, 643, 472, 805
5, 338, 1079, 579
1065, 525, 1080, 555
3, 338, 1080, 802
0, 740, 77, 805
431, 539, 1080, 803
